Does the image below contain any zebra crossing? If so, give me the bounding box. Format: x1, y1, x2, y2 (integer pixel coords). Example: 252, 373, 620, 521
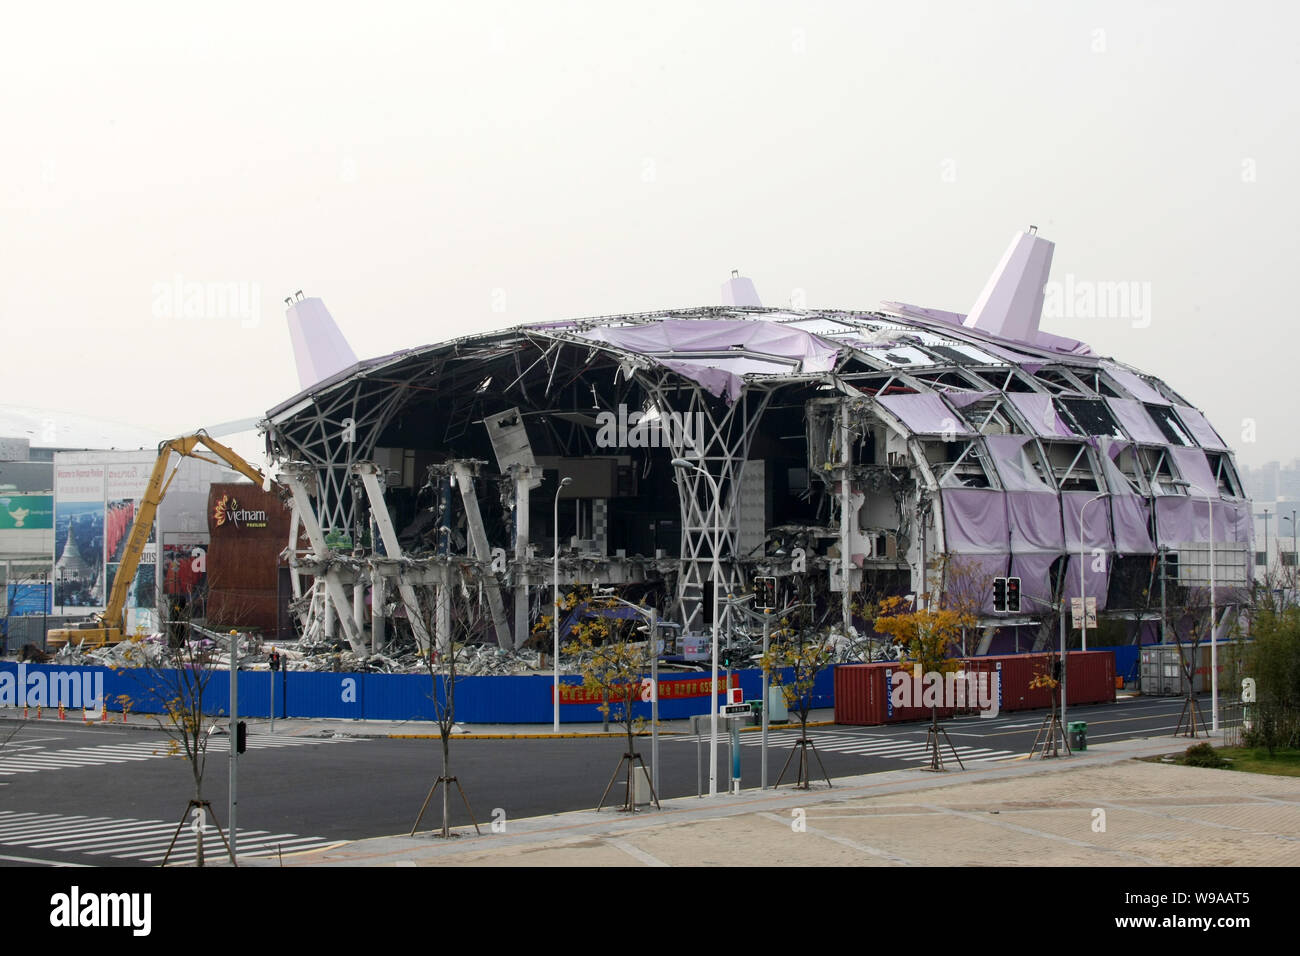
676, 728, 1020, 764
0, 810, 339, 865
0, 733, 350, 777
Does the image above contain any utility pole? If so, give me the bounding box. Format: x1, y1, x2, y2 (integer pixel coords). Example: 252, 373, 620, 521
1262, 508, 1270, 579
229, 632, 239, 860
1060, 595, 1067, 742
648, 607, 660, 799
1159, 545, 1169, 644
761, 610, 771, 789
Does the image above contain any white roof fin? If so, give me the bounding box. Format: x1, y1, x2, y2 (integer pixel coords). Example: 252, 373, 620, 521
285, 295, 360, 390
722, 270, 762, 308
962, 228, 1055, 343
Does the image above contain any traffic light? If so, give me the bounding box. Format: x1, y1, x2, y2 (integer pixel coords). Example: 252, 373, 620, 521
269, 648, 281, 672
1162, 551, 1180, 581
755, 575, 776, 611
1006, 577, 1021, 613
236, 720, 247, 755
993, 577, 1007, 612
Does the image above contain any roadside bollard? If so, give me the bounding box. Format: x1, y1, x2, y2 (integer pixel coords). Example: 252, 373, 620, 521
58, 704, 66, 720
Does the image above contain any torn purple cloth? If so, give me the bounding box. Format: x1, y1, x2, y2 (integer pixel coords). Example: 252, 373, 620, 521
1062, 555, 1111, 612
1061, 490, 1117, 553
877, 393, 973, 435
1011, 553, 1060, 611
1008, 393, 1075, 438
1102, 362, 1169, 405
577, 318, 839, 403
1105, 398, 1166, 445
1173, 405, 1228, 451
941, 489, 1009, 553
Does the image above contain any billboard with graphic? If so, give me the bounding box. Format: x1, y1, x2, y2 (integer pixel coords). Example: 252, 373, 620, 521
53, 450, 235, 633
0, 494, 54, 530
53, 455, 158, 628
54, 462, 105, 609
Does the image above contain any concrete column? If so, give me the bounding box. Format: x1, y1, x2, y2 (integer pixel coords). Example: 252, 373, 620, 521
514, 470, 531, 651
372, 571, 386, 652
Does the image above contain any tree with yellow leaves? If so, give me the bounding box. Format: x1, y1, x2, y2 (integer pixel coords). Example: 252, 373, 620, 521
1027, 655, 1069, 758
873, 595, 975, 770
560, 586, 660, 811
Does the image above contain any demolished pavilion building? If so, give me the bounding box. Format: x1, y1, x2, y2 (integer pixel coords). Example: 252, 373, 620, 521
260, 230, 1253, 659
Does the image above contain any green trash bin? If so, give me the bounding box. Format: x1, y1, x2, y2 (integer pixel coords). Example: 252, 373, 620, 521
1068, 721, 1087, 751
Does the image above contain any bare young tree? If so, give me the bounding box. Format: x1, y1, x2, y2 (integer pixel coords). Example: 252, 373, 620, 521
936, 552, 995, 656
114, 593, 262, 865
410, 563, 491, 838
762, 601, 837, 789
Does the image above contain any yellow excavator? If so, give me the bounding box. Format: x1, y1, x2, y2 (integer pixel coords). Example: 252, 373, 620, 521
47, 431, 278, 649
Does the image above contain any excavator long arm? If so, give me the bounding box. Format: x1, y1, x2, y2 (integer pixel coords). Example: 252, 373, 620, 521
96, 432, 276, 636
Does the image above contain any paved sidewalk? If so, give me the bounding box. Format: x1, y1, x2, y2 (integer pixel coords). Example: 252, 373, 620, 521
245, 737, 1300, 867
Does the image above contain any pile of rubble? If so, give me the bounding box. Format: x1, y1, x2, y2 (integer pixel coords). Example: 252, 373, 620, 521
43, 627, 899, 674
47, 631, 561, 676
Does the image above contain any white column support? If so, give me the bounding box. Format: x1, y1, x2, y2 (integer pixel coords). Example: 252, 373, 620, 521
512, 467, 533, 651
354, 463, 433, 653
281, 467, 368, 655
451, 462, 513, 647
839, 398, 852, 631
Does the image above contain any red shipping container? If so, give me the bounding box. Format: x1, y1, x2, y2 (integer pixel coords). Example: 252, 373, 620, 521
834, 664, 884, 725
835, 662, 962, 725
1062, 650, 1116, 707
835, 652, 1116, 725
961, 652, 1116, 712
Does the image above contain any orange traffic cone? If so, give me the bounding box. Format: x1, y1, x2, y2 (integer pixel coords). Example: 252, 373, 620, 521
58, 703, 66, 720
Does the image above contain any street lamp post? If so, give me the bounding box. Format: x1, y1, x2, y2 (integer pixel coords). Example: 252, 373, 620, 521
673, 457, 724, 797
1077, 492, 1109, 653
552, 476, 572, 734
1284, 513, 1298, 598
1261, 508, 1270, 580
1173, 478, 1219, 734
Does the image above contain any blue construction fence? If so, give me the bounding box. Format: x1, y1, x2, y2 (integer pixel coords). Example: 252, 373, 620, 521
1111, 645, 1140, 683
0, 661, 835, 725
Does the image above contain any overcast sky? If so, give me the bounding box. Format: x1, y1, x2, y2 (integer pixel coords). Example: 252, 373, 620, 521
2, 1, 1295, 468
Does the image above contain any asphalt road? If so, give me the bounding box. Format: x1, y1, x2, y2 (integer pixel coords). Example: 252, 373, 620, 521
0, 694, 1204, 867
